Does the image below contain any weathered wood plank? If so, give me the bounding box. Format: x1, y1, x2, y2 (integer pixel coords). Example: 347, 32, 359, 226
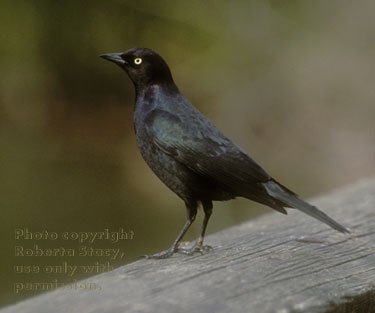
2, 178, 375, 313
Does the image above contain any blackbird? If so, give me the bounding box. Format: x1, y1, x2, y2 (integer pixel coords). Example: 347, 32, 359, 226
100, 48, 349, 259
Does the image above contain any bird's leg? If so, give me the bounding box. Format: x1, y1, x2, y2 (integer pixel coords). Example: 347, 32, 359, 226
144, 202, 197, 259
177, 200, 213, 255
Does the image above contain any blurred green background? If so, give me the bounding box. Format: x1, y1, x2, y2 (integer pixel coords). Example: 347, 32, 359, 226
1, 0, 374, 307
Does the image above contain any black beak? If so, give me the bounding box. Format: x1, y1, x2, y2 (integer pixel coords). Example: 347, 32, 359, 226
100, 53, 126, 66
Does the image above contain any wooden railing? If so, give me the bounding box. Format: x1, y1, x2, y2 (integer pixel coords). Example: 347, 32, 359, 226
1, 178, 374, 313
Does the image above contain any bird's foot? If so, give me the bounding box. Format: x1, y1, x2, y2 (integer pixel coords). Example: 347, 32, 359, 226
177, 243, 213, 255
142, 247, 177, 259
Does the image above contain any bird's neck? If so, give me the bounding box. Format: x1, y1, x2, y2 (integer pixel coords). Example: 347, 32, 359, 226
135, 81, 179, 101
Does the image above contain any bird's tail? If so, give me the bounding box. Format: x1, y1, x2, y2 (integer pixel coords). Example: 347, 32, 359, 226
263, 180, 349, 233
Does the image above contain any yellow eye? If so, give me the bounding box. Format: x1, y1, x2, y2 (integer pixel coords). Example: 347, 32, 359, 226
134, 57, 142, 65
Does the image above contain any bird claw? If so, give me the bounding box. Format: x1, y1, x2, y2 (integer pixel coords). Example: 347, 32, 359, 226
142, 247, 177, 259
142, 243, 213, 259
177, 244, 213, 255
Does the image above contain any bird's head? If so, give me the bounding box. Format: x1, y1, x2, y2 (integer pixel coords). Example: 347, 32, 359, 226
100, 48, 177, 92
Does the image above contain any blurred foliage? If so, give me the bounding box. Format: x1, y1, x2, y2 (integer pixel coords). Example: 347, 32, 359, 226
1, 0, 374, 307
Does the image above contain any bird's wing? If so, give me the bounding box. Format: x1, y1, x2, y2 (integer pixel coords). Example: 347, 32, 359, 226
144, 109, 271, 189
